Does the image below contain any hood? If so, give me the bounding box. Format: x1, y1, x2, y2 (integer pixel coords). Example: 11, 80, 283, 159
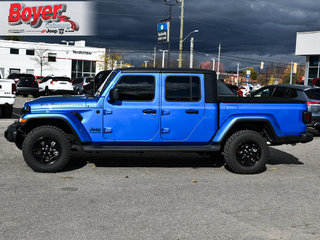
24, 95, 88, 111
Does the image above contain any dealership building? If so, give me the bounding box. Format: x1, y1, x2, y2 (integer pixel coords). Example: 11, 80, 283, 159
296, 31, 320, 85
0, 40, 106, 79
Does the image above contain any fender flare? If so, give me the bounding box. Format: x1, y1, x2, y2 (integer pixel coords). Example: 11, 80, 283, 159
22, 113, 92, 143
213, 115, 282, 143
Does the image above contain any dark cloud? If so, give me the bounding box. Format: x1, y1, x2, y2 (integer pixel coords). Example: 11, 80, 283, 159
2, 0, 320, 68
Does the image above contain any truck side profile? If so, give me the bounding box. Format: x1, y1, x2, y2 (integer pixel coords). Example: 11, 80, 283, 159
5, 69, 313, 174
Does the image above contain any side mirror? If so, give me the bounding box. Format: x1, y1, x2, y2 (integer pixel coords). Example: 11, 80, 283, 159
109, 88, 120, 102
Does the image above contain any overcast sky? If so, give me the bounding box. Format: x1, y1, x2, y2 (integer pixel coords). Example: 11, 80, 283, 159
3, 0, 320, 69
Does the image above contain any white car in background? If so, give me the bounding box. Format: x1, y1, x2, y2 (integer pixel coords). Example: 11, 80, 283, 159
0, 78, 16, 118
39, 76, 73, 95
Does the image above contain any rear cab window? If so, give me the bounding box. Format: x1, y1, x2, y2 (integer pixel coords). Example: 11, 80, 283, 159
252, 86, 275, 97
165, 76, 201, 102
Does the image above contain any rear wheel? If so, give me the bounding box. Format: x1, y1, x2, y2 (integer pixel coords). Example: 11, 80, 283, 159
22, 126, 71, 172
224, 130, 268, 174
45, 87, 50, 96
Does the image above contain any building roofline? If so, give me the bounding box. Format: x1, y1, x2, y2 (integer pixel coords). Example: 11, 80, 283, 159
0, 39, 105, 50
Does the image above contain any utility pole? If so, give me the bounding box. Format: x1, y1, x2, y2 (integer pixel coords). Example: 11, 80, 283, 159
236, 62, 240, 86
211, 58, 215, 71
153, 46, 156, 68
189, 37, 194, 68
217, 43, 221, 80
178, 0, 185, 68
290, 61, 293, 85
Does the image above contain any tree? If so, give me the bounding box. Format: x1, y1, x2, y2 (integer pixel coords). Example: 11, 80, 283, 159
32, 48, 49, 76
241, 67, 257, 80
101, 52, 123, 70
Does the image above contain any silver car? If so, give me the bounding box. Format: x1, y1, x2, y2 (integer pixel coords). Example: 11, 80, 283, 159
250, 84, 320, 132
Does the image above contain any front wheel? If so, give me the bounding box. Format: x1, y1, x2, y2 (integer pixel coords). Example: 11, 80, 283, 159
22, 126, 71, 172
223, 130, 268, 174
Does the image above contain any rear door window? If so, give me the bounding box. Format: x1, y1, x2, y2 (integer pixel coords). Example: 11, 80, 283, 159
285, 88, 298, 98
272, 87, 288, 97
165, 76, 201, 102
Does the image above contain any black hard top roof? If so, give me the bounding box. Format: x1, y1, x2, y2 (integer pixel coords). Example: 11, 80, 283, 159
271, 84, 316, 91
117, 68, 216, 74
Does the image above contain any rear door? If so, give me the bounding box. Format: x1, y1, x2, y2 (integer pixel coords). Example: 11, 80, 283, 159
160, 74, 205, 141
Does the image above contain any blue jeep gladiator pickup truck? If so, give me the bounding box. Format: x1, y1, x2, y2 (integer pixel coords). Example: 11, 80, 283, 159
5, 68, 313, 174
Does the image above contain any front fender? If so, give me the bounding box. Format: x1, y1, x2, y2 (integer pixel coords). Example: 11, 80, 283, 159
22, 113, 92, 143
213, 114, 281, 143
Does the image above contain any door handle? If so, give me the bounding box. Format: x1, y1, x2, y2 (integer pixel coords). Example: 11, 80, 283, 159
143, 109, 157, 114
186, 109, 199, 114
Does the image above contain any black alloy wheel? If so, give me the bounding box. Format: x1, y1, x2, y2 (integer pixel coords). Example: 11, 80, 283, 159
236, 141, 261, 167
32, 137, 62, 165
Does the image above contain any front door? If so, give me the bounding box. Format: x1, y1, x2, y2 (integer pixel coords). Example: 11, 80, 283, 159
161, 74, 205, 141
103, 73, 160, 142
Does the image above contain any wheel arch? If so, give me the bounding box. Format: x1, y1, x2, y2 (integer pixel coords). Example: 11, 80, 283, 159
214, 118, 278, 145
20, 116, 91, 143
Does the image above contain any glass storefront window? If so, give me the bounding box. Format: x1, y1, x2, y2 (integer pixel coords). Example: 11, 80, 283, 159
71, 60, 96, 79
309, 68, 318, 79
310, 56, 319, 66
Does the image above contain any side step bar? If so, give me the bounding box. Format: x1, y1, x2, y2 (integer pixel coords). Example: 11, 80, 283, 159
82, 144, 221, 152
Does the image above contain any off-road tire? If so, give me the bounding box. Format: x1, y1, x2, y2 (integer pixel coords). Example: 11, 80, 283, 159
2, 105, 13, 118
22, 126, 71, 172
224, 130, 268, 174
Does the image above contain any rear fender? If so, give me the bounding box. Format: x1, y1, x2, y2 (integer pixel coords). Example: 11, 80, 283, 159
213, 115, 281, 143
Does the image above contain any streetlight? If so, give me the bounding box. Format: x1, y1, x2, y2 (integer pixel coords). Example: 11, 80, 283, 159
159, 49, 168, 68
205, 54, 217, 71
182, 30, 199, 68
61, 40, 74, 46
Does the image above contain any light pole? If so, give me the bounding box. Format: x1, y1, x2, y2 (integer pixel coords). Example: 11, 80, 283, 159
61, 40, 74, 46
159, 50, 168, 68
144, 61, 149, 68
205, 54, 217, 71
180, 29, 199, 68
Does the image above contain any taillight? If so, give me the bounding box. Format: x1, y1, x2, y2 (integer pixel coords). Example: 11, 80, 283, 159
50, 80, 56, 85
12, 83, 16, 94
303, 111, 312, 124
307, 101, 320, 106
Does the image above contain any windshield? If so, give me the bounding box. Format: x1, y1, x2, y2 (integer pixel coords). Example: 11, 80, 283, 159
95, 70, 118, 97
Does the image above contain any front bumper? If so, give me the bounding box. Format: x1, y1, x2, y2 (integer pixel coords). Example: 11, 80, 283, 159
4, 121, 22, 142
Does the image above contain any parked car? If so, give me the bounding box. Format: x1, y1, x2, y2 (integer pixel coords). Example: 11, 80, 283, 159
8, 74, 39, 97
225, 84, 238, 95
39, 76, 73, 95
250, 84, 320, 132
35, 76, 44, 83
83, 70, 112, 95
0, 78, 16, 117
73, 77, 93, 95
5, 69, 313, 174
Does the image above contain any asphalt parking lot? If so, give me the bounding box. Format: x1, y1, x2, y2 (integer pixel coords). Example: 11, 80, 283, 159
0, 96, 319, 240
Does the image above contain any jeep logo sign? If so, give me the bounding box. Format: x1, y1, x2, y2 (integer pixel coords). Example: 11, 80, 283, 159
0, 1, 94, 36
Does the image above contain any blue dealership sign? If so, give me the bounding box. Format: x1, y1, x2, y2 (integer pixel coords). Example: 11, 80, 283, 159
157, 21, 170, 43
